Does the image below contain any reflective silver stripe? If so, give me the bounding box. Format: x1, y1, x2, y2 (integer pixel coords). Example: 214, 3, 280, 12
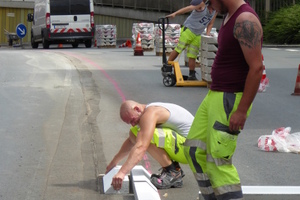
187, 46, 199, 56
189, 44, 199, 50
184, 139, 206, 150
194, 172, 209, 181
177, 40, 185, 46
206, 154, 232, 166
199, 186, 215, 195
156, 128, 166, 148
194, 173, 214, 195
214, 183, 242, 196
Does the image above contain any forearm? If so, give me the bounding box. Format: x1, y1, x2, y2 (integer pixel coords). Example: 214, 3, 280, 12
238, 66, 262, 113
206, 24, 213, 35
118, 144, 147, 176
206, 13, 217, 35
172, 5, 194, 16
106, 138, 133, 172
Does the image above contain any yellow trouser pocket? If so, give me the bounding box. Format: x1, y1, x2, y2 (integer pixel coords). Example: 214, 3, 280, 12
211, 121, 239, 159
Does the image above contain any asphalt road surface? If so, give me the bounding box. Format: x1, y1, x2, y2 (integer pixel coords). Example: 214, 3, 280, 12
0, 45, 299, 200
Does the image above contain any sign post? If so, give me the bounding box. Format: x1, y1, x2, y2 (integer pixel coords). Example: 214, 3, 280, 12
16, 23, 27, 48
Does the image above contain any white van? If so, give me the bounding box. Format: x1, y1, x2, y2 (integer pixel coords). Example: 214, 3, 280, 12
27, 0, 95, 49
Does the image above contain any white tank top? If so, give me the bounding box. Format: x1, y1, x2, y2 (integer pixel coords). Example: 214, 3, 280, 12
146, 102, 194, 137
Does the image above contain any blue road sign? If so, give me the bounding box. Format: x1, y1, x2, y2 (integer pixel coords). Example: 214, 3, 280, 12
16, 23, 27, 39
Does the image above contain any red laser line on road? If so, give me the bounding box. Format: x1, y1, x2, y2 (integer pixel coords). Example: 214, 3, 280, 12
62, 51, 152, 174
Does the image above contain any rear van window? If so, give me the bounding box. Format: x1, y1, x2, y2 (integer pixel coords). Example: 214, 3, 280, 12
50, 0, 90, 15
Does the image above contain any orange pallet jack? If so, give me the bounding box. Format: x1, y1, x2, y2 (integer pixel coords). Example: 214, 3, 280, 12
158, 17, 208, 87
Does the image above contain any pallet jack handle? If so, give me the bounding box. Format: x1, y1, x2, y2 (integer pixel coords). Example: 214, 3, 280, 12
158, 17, 169, 65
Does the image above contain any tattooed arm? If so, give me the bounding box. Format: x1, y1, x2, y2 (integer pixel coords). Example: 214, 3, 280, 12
229, 12, 264, 132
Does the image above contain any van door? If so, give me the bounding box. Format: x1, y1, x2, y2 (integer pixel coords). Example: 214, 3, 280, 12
49, 0, 93, 40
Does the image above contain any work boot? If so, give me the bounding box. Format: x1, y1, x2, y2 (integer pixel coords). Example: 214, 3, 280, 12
188, 70, 198, 80
150, 168, 183, 189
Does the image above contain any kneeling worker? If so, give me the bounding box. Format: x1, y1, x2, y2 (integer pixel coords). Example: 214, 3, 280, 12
106, 100, 194, 190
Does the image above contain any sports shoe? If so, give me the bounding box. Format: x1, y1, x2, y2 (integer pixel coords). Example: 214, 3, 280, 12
150, 169, 183, 189
150, 167, 167, 179
173, 161, 185, 178
151, 167, 185, 179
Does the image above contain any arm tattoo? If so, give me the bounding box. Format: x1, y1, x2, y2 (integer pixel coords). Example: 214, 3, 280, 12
234, 20, 261, 48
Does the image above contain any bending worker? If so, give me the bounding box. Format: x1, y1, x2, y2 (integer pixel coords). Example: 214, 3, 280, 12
105, 100, 194, 189
166, 0, 217, 80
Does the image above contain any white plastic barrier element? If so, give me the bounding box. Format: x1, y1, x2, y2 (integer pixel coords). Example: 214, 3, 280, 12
130, 165, 161, 200
101, 165, 130, 194
99, 165, 161, 200
199, 186, 300, 200
243, 186, 300, 199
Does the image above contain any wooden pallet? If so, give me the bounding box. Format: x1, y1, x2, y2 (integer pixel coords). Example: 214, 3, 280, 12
97, 45, 116, 48
155, 52, 171, 57
143, 48, 154, 52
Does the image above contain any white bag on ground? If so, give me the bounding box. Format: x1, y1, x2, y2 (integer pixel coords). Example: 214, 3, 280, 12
258, 127, 300, 153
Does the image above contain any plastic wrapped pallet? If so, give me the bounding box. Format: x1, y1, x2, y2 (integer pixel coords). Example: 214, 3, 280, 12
95, 25, 117, 48
200, 35, 218, 83
132, 23, 155, 51
154, 24, 181, 56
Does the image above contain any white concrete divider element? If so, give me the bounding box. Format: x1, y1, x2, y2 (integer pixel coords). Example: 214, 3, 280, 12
130, 165, 161, 200
199, 186, 300, 200
242, 186, 300, 199
100, 165, 161, 200
102, 165, 130, 194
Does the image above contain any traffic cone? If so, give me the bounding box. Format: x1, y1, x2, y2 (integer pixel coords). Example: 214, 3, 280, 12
58, 44, 63, 48
119, 42, 126, 48
119, 40, 132, 48
126, 40, 132, 48
134, 32, 143, 56
291, 64, 300, 96
258, 54, 269, 92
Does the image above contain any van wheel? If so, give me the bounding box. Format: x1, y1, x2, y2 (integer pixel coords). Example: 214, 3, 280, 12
85, 39, 92, 48
31, 35, 38, 49
42, 36, 49, 49
72, 43, 79, 48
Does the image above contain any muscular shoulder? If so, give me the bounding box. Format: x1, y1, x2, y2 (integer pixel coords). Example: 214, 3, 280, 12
143, 105, 170, 124
194, 2, 206, 11
234, 12, 262, 49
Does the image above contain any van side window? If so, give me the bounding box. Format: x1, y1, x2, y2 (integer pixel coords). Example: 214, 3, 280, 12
50, 0, 90, 15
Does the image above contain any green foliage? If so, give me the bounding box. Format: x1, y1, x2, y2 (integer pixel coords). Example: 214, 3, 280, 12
263, 4, 300, 44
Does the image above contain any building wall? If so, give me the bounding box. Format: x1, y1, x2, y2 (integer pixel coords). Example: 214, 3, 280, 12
0, 7, 33, 44
1, 0, 298, 45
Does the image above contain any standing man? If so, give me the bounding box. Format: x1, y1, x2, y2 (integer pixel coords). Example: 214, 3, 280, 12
184, 0, 263, 199
106, 100, 194, 190
166, 0, 217, 80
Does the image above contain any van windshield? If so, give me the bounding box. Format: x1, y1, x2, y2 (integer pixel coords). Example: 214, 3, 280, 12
50, 0, 90, 15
